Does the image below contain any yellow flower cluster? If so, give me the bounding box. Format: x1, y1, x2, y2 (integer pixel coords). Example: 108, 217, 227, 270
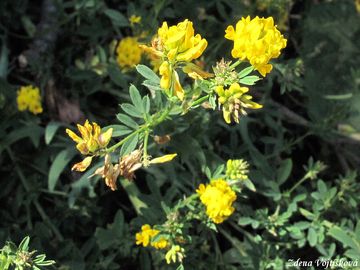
165, 245, 185, 264
16, 85, 43, 115
116, 37, 142, 70
226, 159, 249, 181
196, 179, 237, 224
66, 120, 113, 172
215, 83, 262, 124
141, 19, 208, 100
135, 224, 168, 249
225, 16, 287, 76
66, 120, 112, 156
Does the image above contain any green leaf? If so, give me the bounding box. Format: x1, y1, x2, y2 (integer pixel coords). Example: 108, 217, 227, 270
299, 208, 315, 220
104, 125, 132, 137
136, 64, 160, 83
328, 226, 360, 252
108, 64, 127, 88
33, 254, 46, 263
48, 148, 77, 191
116, 113, 138, 129
45, 121, 62, 145
36, 260, 56, 266
317, 180, 327, 194
277, 158, 292, 185
344, 249, 360, 260
212, 164, 225, 179
307, 227, 317, 247
129, 84, 144, 113
19, 236, 30, 251
143, 96, 150, 114
239, 75, 261, 85
0, 125, 43, 154
238, 217, 254, 226
238, 66, 254, 78
120, 133, 139, 156
0, 41, 8, 78
243, 179, 256, 192
103, 9, 129, 27
121, 103, 143, 118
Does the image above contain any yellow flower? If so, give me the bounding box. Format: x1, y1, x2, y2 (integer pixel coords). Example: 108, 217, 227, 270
157, 19, 207, 62
215, 83, 262, 124
140, 19, 208, 100
66, 120, 113, 155
16, 85, 43, 115
226, 159, 249, 181
225, 16, 287, 76
129, 15, 141, 26
135, 224, 168, 249
196, 179, 237, 224
165, 245, 185, 264
116, 37, 142, 70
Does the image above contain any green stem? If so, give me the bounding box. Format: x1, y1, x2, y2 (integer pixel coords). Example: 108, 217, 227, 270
107, 102, 175, 154
143, 130, 149, 159
229, 60, 242, 69
107, 125, 147, 153
287, 176, 308, 195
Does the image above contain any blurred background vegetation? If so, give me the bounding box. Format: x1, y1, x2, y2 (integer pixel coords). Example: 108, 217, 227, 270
0, 0, 360, 269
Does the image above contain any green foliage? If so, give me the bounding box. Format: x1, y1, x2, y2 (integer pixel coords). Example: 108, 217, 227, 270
0, 236, 55, 270
0, 0, 360, 269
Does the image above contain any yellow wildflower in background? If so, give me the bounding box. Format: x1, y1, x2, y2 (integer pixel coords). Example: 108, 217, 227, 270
140, 19, 208, 100
226, 159, 249, 181
129, 15, 141, 26
356, 0, 360, 13
16, 85, 43, 115
196, 179, 237, 224
225, 16, 287, 76
66, 120, 113, 155
135, 224, 168, 249
116, 37, 142, 70
215, 83, 262, 124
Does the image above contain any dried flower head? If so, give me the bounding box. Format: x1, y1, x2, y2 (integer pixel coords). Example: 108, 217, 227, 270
119, 150, 142, 180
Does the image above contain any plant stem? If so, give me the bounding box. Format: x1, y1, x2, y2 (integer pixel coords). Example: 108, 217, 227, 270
143, 129, 149, 159
107, 102, 175, 154
229, 60, 242, 69
106, 125, 147, 153
288, 176, 308, 195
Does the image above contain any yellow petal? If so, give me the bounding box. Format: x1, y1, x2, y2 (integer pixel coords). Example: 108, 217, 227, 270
159, 61, 171, 90
224, 25, 235, 40
71, 156, 93, 172
98, 128, 113, 148
149, 153, 177, 164
173, 71, 184, 100
223, 109, 231, 124
66, 129, 82, 143
182, 63, 213, 80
